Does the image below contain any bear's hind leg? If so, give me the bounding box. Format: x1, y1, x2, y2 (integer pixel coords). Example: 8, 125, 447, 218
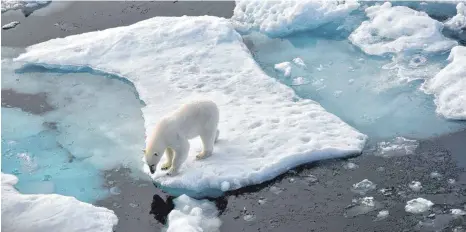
161, 148, 174, 170
167, 139, 190, 176
196, 128, 217, 160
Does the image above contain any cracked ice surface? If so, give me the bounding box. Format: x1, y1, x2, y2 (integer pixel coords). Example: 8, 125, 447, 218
15, 16, 366, 195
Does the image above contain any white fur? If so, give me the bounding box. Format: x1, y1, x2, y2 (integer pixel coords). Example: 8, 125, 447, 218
144, 99, 220, 176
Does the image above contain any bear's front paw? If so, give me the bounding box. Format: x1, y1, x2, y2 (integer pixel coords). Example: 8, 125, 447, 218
161, 162, 172, 170
196, 150, 212, 160
166, 167, 178, 176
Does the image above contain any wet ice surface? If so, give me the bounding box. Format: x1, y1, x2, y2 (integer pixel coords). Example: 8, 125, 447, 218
1, 48, 146, 203
244, 31, 466, 140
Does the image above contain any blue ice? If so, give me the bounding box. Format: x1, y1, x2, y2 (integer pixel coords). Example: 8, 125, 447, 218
1, 48, 146, 203
244, 29, 466, 140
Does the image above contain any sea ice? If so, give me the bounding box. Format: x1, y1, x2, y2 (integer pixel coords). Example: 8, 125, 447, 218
375, 137, 419, 157
405, 198, 434, 214
445, 3, 466, 32
349, 2, 457, 56
409, 181, 423, 192
345, 196, 381, 217
15, 16, 367, 195
376, 210, 389, 220
421, 46, 466, 120
274, 61, 292, 77
451, 208, 466, 216
1, 173, 118, 232
1, 0, 50, 15
2, 21, 20, 30
232, 0, 360, 37
166, 194, 221, 232
351, 179, 376, 195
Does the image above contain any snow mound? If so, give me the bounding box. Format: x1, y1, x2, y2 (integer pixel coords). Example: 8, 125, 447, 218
445, 3, 466, 31
166, 194, 221, 232
1, 173, 118, 232
232, 0, 360, 37
349, 2, 457, 56
422, 46, 466, 120
405, 198, 434, 214
15, 16, 366, 195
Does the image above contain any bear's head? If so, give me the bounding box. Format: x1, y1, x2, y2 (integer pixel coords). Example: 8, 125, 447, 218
143, 141, 164, 174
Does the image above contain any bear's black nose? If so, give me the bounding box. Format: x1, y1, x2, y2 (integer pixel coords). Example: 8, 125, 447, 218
149, 165, 155, 174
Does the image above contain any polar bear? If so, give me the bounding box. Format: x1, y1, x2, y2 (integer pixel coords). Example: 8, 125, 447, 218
143, 99, 220, 176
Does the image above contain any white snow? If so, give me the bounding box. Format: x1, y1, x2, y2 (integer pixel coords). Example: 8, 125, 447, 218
274, 61, 292, 77
375, 137, 419, 157
2, 21, 20, 29
1, 173, 118, 232
421, 46, 466, 120
405, 198, 434, 214
1, 0, 50, 13
15, 16, 367, 195
351, 179, 376, 195
232, 0, 360, 37
349, 2, 457, 56
451, 208, 466, 216
166, 194, 221, 232
445, 3, 466, 31
409, 181, 423, 192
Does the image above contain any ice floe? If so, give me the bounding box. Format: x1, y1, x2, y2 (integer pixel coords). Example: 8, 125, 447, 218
166, 194, 221, 232
232, 0, 360, 37
409, 181, 423, 192
1, 0, 50, 15
421, 46, 466, 120
351, 179, 376, 195
349, 2, 457, 56
2, 20, 20, 30
445, 3, 466, 32
1, 173, 118, 232
15, 16, 367, 195
375, 137, 419, 157
405, 198, 434, 214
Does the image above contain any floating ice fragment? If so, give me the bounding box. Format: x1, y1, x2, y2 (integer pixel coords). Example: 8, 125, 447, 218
376, 167, 385, 172
292, 57, 306, 68
448, 179, 456, 184
1, 173, 118, 232
351, 179, 376, 195
305, 175, 318, 183
430, 171, 442, 179
129, 203, 139, 208
405, 198, 434, 214
445, 3, 466, 32
375, 137, 419, 157
166, 194, 221, 232
345, 196, 381, 217
349, 2, 457, 55
409, 181, 422, 192
269, 186, 283, 195
291, 77, 308, 86
451, 209, 466, 216
109, 187, 121, 195
343, 162, 359, 170
288, 178, 295, 183
274, 62, 292, 77
2, 21, 20, 30
376, 210, 389, 220
243, 214, 256, 222
258, 197, 267, 205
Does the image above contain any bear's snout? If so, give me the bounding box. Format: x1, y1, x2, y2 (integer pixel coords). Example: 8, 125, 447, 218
149, 164, 156, 174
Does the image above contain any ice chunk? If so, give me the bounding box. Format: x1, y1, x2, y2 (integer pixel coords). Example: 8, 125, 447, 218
430, 171, 443, 179
349, 2, 457, 56
451, 208, 466, 216
274, 61, 292, 77
1, 173, 118, 232
345, 196, 381, 217
421, 46, 466, 120
376, 210, 389, 220
409, 181, 422, 192
292, 57, 306, 68
445, 3, 466, 32
166, 194, 221, 232
2, 21, 20, 30
351, 179, 376, 195
375, 137, 419, 157
291, 76, 307, 86
232, 0, 360, 37
15, 16, 367, 195
405, 198, 434, 214
343, 162, 358, 170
